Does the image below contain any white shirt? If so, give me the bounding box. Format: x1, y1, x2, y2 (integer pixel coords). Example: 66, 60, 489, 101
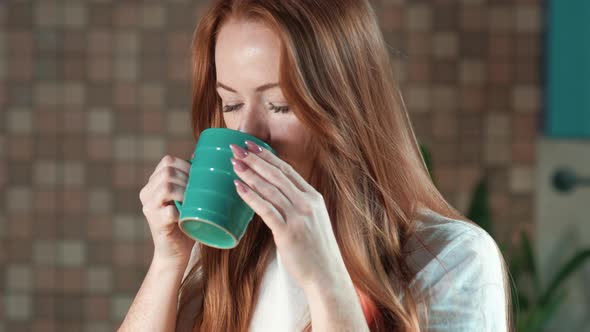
179, 207, 507, 331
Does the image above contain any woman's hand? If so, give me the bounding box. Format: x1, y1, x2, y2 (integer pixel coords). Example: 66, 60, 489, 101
229, 141, 349, 292
139, 154, 195, 268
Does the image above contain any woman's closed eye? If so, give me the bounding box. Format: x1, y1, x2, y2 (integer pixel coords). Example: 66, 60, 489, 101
222, 102, 291, 114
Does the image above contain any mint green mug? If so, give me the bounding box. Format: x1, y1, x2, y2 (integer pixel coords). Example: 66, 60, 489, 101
174, 128, 277, 249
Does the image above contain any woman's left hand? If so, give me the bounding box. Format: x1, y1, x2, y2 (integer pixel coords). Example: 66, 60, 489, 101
229, 140, 349, 292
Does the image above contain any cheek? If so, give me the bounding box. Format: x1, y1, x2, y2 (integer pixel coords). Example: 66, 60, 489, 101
222, 113, 238, 129
271, 124, 310, 163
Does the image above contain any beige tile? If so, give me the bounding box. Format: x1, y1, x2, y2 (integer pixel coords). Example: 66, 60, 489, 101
405, 85, 431, 112
141, 135, 166, 161
3, 293, 32, 320
432, 32, 458, 59
64, 2, 87, 27
64, 81, 85, 106
6, 186, 31, 212
510, 165, 534, 194
115, 31, 139, 56
141, 4, 166, 28
140, 83, 165, 108
166, 110, 191, 136
58, 240, 87, 267
34, 83, 61, 106
405, 4, 432, 31
87, 108, 113, 135
35, 1, 60, 27
113, 214, 137, 241
111, 295, 133, 321
64, 161, 85, 187
512, 85, 540, 112
115, 135, 138, 161
33, 160, 58, 186
87, 187, 112, 214
114, 57, 138, 81
85, 266, 113, 294
515, 5, 541, 32
486, 112, 511, 139
7, 109, 32, 134
5, 264, 32, 291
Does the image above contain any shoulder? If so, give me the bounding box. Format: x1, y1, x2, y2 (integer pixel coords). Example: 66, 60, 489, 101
403, 207, 508, 331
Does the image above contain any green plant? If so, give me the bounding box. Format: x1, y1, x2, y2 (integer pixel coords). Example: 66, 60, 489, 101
419, 143, 590, 332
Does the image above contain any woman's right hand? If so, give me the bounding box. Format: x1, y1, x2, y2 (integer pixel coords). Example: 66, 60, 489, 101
139, 154, 195, 268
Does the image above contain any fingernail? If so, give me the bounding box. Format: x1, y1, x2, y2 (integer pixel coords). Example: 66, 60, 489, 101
245, 140, 263, 154
229, 144, 248, 158
234, 179, 248, 193
230, 157, 249, 171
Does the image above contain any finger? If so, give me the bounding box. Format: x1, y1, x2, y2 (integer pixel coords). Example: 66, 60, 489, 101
150, 155, 191, 182
143, 167, 189, 202
231, 157, 293, 219
156, 204, 180, 225
234, 179, 286, 234
232, 143, 307, 207
151, 166, 189, 187
244, 140, 314, 193
146, 182, 187, 210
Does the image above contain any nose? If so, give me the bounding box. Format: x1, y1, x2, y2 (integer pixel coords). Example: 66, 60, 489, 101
236, 107, 270, 143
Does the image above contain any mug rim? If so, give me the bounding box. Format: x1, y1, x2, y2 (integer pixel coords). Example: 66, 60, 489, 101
179, 216, 239, 249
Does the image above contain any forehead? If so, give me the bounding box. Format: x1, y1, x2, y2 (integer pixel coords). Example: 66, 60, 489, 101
214, 19, 281, 84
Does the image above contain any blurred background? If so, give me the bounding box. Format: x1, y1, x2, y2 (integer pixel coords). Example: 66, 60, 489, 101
0, 0, 588, 331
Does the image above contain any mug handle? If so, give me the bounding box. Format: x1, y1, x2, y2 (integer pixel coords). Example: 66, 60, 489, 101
173, 159, 193, 212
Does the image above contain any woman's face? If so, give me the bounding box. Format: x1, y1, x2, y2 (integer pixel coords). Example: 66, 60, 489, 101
214, 19, 314, 182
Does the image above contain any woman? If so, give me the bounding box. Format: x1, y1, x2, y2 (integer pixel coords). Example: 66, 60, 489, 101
122, 0, 511, 331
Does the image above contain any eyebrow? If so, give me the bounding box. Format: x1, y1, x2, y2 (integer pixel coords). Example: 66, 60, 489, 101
216, 81, 280, 93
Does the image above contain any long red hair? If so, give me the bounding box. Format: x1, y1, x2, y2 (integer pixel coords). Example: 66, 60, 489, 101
176, 0, 512, 331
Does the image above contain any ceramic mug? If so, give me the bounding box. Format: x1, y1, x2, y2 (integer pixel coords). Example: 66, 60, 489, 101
174, 127, 277, 249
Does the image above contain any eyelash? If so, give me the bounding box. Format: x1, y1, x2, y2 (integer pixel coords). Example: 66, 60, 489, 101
222, 103, 290, 114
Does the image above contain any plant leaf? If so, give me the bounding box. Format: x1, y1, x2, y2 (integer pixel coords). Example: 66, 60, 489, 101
520, 289, 566, 332
540, 248, 590, 306
466, 175, 492, 235
419, 143, 434, 184
520, 231, 541, 294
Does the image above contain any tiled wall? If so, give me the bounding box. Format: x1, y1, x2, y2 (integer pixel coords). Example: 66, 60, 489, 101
0, 0, 542, 330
